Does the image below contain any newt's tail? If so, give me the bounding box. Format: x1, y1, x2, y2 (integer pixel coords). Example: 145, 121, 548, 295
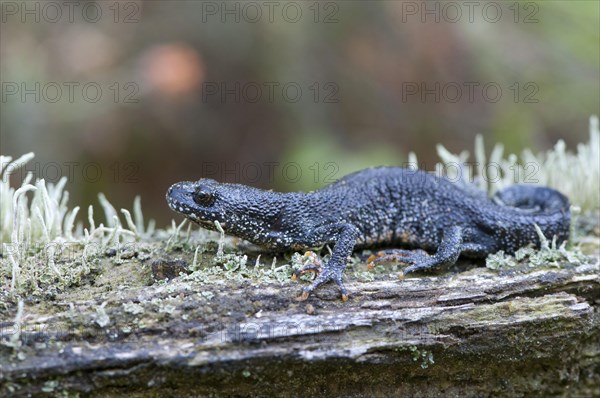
493, 185, 570, 214
492, 185, 571, 245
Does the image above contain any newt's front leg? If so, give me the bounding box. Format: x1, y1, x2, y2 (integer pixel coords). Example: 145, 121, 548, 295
292, 224, 359, 301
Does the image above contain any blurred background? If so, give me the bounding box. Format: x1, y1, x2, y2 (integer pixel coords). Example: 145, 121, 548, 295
2, 1, 599, 225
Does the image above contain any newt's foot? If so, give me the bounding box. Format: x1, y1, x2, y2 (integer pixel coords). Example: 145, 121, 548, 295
399, 258, 439, 277
367, 249, 431, 276
293, 253, 348, 302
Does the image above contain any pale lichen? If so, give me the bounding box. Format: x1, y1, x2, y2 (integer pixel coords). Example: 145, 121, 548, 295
0, 153, 153, 296
413, 115, 600, 214
486, 225, 591, 270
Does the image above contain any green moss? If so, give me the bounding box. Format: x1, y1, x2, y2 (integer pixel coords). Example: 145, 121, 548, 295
394, 345, 435, 369
41, 380, 59, 393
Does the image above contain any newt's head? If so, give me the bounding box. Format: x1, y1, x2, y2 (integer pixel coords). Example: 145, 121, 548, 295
166, 179, 285, 244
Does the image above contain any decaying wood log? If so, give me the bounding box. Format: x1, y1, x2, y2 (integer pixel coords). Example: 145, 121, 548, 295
1, 254, 599, 397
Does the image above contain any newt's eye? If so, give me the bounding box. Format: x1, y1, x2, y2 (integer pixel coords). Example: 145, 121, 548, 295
192, 189, 216, 206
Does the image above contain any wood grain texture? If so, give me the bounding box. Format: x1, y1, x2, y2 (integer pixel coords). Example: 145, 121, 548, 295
1, 259, 599, 397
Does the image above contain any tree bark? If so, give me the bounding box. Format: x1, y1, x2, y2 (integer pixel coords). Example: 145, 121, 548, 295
1, 258, 599, 397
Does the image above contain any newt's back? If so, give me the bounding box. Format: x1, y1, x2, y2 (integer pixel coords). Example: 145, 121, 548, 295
314, 167, 570, 253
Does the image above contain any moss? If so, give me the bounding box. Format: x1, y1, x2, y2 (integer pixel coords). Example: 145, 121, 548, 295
394, 345, 436, 369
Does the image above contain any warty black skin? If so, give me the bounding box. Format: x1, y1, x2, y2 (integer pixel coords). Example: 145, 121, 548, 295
166, 167, 570, 300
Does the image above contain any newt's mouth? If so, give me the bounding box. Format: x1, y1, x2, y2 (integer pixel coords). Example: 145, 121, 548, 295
166, 182, 197, 216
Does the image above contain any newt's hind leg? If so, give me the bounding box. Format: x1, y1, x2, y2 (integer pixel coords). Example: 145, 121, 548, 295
369, 226, 464, 277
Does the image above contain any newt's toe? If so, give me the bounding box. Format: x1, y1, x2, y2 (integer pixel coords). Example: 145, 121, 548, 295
367, 251, 386, 264
293, 252, 324, 282
295, 290, 311, 301
294, 260, 350, 302
292, 263, 322, 282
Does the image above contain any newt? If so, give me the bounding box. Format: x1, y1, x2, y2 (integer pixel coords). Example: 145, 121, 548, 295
166, 167, 570, 301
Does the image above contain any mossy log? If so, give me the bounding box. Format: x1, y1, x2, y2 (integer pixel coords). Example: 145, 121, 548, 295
1, 252, 599, 397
